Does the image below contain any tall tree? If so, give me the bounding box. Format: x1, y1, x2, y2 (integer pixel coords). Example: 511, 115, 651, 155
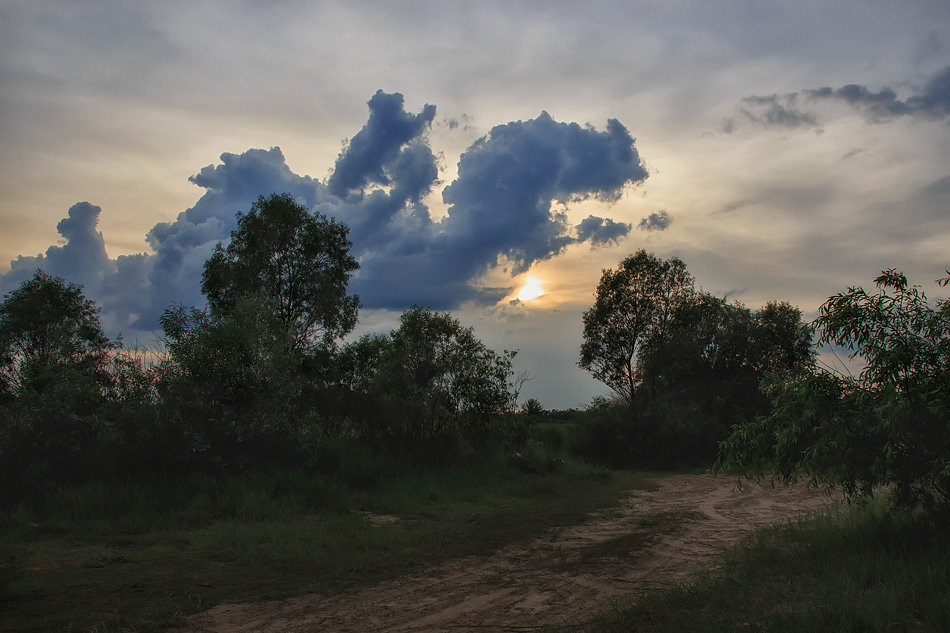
201, 193, 360, 350
579, 250, 694, 404
0, 271, 114, 482
0, 270, 112, 398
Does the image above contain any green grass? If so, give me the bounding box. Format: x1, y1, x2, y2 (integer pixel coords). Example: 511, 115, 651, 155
0, 456, 651, 633
576, 500, 950, 633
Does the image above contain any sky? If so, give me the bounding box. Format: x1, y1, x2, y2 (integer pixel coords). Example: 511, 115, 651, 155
1, 0, 949, 409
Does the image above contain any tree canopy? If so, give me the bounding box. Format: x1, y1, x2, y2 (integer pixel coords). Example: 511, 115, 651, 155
338, 306, 519, 442
201, 193, 360, 350
579, 250, 694, 405
719, 269, 950, 510
0, 270, 112, 399
576, 251, 814, 467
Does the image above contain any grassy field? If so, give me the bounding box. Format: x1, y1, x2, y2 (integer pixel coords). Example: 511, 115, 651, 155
0, 451, 652, 633
6, 414, 948, 633
576, 499, 950, 633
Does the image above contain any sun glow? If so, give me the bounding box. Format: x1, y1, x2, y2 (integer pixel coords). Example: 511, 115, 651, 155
516, 276, 545, 301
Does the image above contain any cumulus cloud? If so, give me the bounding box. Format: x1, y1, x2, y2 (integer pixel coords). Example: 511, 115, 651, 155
637, 210, 672, 232
732, 65, 950, 131
3, 201, 113, 294
1, 91, 647, 333
327, 90, 436, 198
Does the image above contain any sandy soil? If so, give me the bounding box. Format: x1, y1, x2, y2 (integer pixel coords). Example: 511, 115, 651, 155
179, 473, 834, 633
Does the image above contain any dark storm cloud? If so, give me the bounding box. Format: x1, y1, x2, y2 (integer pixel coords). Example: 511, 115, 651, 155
327, 90, 436, 198
1, 92, 646, 331
335, 111, 645, 308
637, 210, 672, 232
436, 113, 643, 269
735, 65, 950, 131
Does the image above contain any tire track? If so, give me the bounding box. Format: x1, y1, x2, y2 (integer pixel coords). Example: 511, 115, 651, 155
180, 474, 833, 633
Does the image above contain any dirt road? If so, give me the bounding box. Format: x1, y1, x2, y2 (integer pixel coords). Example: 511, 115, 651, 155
181, 473, 833, 632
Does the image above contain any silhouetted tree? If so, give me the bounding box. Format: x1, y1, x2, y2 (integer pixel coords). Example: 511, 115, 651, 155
0, 270, 112, 398
0, 271, 114, 484
201, 193, 360, 351
577, 253, 814, 467
579, 250, 694, 404
158, 293, 308, 467
339, 307, 518, 444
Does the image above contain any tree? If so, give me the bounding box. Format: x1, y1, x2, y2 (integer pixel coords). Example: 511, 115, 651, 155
201, 193, 360, 351
576, 254, 814, 468
0, 271, 114, 484
0, 270, 112, 399
579, 250, 694, 404
158, 293, 307, 467
753, 300, 816, 376
643, 296, 813, 394
718, 269, 950, 510
339, 307, 519, 443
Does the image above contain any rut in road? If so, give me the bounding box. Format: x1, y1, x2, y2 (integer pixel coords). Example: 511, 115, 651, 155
181, 473, 834, 633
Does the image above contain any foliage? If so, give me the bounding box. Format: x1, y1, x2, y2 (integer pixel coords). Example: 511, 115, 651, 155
522, 398, 545, 416
0, 270, 112, 398
0, 271, 115, 487
577, 252, 813, 467
579, 250, 693, 405
201, 193, 360, 351
158, 294, 313, 468
339, 306, 521, 447
719, 269, 950, 510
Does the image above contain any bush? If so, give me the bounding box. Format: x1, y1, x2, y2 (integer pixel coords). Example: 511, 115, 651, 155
719, 269, 950, 510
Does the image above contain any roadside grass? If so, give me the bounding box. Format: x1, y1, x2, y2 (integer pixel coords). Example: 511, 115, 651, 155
0, 453, 652, 633
577, 499, 950, 632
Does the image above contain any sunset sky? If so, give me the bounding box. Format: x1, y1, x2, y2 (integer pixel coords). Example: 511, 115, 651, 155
2, 1, 949, 408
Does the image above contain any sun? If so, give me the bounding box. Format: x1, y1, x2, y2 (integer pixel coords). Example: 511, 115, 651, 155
516, 276, 545, 301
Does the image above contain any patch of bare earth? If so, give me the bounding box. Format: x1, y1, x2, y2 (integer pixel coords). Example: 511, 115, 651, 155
179, 473, 833, 633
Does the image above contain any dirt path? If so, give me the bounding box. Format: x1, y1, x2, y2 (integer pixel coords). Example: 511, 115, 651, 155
180, 474, 833, 633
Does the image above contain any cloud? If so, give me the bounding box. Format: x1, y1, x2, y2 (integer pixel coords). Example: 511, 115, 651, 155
3, 201, 113, 294
576, 215, 632, 246
637, 210, 672, 232
805, 65, 950, 121
737, 93, 821, 131
733, 65, 950, 131
337, 110, 646, 308
327, 90, 436, 198
1, 92, 646, 333
714, 199, 754, 215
